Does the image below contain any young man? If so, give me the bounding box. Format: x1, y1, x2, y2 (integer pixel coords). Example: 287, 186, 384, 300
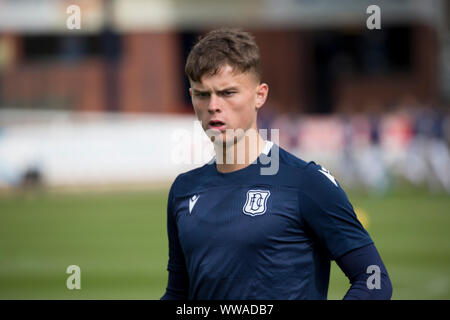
161, 28, 392, 300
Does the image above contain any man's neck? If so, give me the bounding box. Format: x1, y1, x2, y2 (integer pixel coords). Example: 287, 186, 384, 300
214, 133, 266, 173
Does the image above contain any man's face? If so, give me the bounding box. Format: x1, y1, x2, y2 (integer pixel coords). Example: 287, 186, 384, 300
189, 64, 268, 145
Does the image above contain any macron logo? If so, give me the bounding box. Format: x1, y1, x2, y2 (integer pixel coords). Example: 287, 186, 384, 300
318, 167, 338, 187
189, 195, 199, 214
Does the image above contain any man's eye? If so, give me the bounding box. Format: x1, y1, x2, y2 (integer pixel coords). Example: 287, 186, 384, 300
223, 91, 235, 96
195, 92, 209, 98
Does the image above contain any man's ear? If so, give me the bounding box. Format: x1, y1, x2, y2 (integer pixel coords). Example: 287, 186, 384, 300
255, 83, 269, 110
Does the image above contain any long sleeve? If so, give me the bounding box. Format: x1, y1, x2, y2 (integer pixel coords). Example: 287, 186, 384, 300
336, 243, 392, 300
161, 183, 189, 300
298, 162, 391, 299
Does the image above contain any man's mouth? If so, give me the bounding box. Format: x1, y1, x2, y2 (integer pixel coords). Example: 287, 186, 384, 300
208, 120, 226, 131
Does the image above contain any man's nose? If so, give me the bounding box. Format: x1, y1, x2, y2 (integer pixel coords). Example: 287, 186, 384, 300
207, 94, 221, 113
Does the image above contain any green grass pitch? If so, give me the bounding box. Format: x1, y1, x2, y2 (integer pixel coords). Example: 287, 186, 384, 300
0, 188, 449, 299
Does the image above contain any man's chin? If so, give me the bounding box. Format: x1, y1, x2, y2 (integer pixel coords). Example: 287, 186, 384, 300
208, 133, 241, 148
207, 128, 259, 147
209, 134, 231, 146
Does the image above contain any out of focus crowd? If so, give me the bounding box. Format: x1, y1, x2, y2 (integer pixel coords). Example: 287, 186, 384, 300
260, 101, 450, 194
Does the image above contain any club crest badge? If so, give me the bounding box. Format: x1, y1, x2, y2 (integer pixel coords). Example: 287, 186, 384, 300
243, 189, 271, 216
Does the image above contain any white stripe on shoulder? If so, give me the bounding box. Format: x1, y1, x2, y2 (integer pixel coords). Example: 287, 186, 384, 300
262, 140, 274, 155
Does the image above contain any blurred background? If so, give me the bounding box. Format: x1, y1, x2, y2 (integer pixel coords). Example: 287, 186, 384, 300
0, 0, 449, 299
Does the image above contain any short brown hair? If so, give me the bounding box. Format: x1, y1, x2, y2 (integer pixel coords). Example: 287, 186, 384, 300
185, 28, 262, 83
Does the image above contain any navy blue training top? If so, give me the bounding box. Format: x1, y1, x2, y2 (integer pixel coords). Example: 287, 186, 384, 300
165, 142, 373, 299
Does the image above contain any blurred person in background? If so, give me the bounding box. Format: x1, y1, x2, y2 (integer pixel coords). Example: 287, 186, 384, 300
400, 96, 450, 193
360, 104, 390, 195
411, 103, 450, 193
336, 106, 361, 190
161, 28, 392, 300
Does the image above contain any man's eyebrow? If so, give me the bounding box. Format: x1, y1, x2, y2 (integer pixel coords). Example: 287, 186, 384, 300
218, 86, 239, 92
192, 88, 210, 93
192, 86, 239, 93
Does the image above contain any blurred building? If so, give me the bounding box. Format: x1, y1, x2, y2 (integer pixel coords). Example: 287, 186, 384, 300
0, 0, 449, 191
0, 0, 447, 114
